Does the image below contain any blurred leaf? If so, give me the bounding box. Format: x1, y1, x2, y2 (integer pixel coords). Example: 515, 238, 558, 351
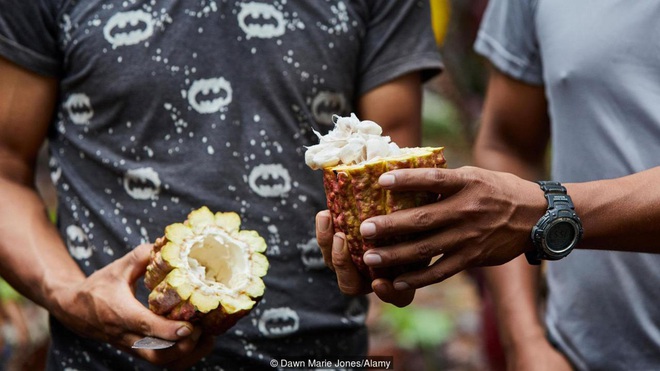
0, 278, 22, 302
49, 208, 57, 224
422, 90, 462, 140
380, 305, 454, 349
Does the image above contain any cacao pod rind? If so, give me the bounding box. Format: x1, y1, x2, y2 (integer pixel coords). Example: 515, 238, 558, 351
144, 207, 269, 335
323, 147, 446, 280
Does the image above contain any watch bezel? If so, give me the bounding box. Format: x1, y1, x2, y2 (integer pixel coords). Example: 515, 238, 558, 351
528, 181, 584, 265
539, 214, 582, 259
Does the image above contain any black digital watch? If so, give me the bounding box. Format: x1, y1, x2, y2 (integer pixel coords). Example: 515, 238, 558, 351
526, 181, 583, 265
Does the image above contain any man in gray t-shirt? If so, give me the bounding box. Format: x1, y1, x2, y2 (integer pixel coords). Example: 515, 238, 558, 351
315, 1, 660, 371
0, 1, 441, 370
473, 1, 660, 370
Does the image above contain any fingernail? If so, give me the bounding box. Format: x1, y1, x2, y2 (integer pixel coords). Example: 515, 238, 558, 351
393, 281, 410, 291
317, 214, 331, 232
379, 174, 396, 187
360, 222, 376, 238
332, 234, 345, 253
176, 325, 192, 337
363, 252, 382, 266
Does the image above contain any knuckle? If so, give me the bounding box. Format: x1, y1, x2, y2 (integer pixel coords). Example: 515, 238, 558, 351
333, 257, 350, 271
427, 168, 446, 184
322, 253, 335, 271
456, 166, 479, 185
459, 165, 478, 176
338, 281, 367, 296
136, 318, 151, 335
317, 238, 331, 255
331, 251, 351, 269
468, 246, 488, 267
414, 240, 437, 260
315, 229, 325, 244
410, 209, 434, 229
427, 266, 448, 284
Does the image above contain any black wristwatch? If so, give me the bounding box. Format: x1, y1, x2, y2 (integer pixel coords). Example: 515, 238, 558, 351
526, 181, 583, 265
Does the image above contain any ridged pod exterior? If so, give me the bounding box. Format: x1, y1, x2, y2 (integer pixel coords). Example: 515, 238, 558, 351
322, 147, 446, 280
144, 207, 269, 335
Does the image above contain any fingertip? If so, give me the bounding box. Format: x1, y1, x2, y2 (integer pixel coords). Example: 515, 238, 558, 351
362, 251, 382, 266
393, 281, 411, 291
360, 222, 376, 238
134, 243, 154, 257
175, 324, 193, 338
371, 279, 389, 295
174, 326, 202, 348
392, 292, 415, 308
316, 211, 331, 233
372, 279, 414, 307
379, 173, 396, 187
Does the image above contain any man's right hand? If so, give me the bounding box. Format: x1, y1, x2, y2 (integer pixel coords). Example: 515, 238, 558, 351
50, 243, 215, 369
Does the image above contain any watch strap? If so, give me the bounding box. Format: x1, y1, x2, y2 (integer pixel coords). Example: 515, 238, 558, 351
526, 181, 579, 265
524, 252, 543, 265
537, 181, 574, 212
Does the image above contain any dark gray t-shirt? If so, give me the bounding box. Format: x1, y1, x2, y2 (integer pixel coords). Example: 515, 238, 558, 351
0, 1, 442, 370
475, 1, 660, 370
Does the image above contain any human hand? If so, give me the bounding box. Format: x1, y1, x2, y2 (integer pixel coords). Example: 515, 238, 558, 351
50, 243, 214, 369
315, 210, 416, 307
357, 166, 545, 290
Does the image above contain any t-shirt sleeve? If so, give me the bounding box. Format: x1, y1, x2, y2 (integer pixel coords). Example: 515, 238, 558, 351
357, 0, 443, 96
473, 0, 543, 85
0, 0, 61, 77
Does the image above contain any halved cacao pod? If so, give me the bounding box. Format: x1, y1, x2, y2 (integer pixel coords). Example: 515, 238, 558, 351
144, 207, 269, 335
322, 147, 446, 280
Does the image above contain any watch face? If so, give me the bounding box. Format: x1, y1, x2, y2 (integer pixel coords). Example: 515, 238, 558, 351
546, 220, 577, 254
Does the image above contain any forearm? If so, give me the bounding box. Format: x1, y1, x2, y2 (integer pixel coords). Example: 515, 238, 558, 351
473, 78, 551, 347
568, 166, 660, 253
0, 176, 85, 311
475, 141, 547, 350
357, 72, 423, 147
482, 258, 544, 351
0, 57, 83, 311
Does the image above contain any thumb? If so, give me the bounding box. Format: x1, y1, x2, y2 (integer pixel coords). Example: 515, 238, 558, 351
331, 233, 371, 296
117, 244, 195, 341
119, 243, 154, 284
316, 210, 335, 270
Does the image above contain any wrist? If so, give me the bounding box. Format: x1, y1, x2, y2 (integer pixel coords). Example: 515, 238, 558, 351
520, 180, 547, 255
500, 323, 548, 354
526, 181, 583, 264
43, 273, 86, 319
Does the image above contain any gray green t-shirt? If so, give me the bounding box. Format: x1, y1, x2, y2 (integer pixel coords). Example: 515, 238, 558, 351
475, 1, 660, 369
0, 1, 442, 370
